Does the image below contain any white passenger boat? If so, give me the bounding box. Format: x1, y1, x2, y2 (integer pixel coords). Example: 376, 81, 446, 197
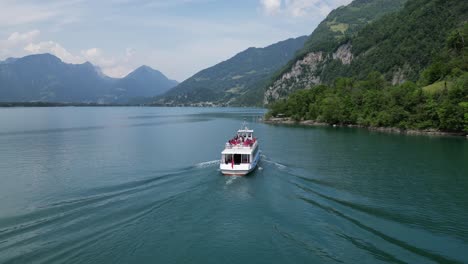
220, 122, 260, 176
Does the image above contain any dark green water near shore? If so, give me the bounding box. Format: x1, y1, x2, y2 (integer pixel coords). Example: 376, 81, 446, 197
0, 107, 467, 263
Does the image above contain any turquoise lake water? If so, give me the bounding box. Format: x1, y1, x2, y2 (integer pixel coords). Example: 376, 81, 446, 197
0, 107, 467, 263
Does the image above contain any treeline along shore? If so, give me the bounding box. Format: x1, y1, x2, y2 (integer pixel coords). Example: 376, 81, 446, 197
264, 117, 467, 137
264, 71, 468, 138
264, 21, 468, 138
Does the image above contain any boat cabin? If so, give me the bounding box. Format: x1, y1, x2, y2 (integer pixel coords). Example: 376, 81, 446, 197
222, 147, 259, 166
220, 122, 260, 176
222, 127, 258, 165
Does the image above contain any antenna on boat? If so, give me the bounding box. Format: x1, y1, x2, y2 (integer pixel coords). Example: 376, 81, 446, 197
241, 119, 248, 130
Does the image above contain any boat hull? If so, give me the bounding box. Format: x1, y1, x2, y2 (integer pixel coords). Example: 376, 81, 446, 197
221, 168, 255, 176
220, 150, 260, 176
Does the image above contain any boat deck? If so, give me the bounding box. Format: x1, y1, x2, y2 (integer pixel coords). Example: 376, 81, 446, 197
220, 122, 259, 176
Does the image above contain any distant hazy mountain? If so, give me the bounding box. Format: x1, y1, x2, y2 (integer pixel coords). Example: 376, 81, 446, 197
112, 65, 178, 102
155, 36, 308, 106
0, 53, 177, 103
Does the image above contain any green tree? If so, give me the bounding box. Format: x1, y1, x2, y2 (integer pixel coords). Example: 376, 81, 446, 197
459, 102, 468, 132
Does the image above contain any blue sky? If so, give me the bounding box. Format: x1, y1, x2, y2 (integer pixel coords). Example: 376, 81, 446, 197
0, 0, 352, 81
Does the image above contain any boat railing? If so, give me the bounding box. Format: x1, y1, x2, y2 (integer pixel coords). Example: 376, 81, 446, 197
224, 140, 257, 149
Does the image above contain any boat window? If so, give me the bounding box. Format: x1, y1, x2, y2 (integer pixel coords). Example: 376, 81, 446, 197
224, 154, 233, 164
241, 154, 249, 163
234, 154, 242, 165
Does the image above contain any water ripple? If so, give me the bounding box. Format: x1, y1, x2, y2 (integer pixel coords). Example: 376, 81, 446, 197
298, 196, 462, 264
0, 163, 216, 263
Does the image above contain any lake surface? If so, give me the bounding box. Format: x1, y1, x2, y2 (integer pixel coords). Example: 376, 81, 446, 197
0, 107, 467, 264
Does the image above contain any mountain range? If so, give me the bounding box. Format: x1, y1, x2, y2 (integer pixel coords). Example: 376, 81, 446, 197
154, 36, 307, 106
264, 0, 408, 104
0, 54, 177, 103
264, 0, 467, 104
266, 0, 467, 133
1, 0, 466, 108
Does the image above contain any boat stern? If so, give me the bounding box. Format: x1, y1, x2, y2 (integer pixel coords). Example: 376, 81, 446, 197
219, 163, 253, 176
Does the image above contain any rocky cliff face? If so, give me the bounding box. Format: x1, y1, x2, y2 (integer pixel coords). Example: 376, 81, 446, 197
264, 43, 355, 104
391, 66, 409, 85
262, 0, 408, 105
264, 52, 324, 104
332, 43, 353, 65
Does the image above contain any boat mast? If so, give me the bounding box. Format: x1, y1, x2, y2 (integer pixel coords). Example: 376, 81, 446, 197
241, 119, 248, 131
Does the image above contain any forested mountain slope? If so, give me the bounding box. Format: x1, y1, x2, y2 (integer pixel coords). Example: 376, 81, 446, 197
264, 0, 410, 104
155, 36, 307, 106
267, 4, 468, 133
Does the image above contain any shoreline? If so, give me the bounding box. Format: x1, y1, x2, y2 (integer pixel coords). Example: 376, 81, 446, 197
0, 102, 136, 107
264, 117, 467, 138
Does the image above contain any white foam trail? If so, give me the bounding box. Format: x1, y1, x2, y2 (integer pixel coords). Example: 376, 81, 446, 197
262, 158, 287, 170
195, 160, 220, 168
274, 162, 287, 170
225, 176, 240, 185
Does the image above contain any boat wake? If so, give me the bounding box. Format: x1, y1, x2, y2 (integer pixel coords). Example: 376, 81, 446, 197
225, 176, 241, 186
260, 154, 288, 170
0, 165, 215, 264
257, 156, 464, 264
194, 160, 219, 168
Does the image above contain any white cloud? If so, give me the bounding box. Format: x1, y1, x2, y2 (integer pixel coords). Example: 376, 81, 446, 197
0, 1, 73, 27
81, 47, 101, 58
0, 2, 56, 27
0, 30, 41, 51
24, 41, 83, 64
261, 0, 352, 17
21, 39, 136, 78
260, 0, 282, 15
0, 30, 42, 59
125, 48, 136, 57
102, 65, 133, 78
7, 30, 41, 44
81, 47, 137, 77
